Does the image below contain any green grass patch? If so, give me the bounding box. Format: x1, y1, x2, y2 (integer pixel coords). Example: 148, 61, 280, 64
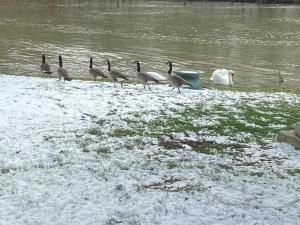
106, 109, 118, 116
96, 119, 106, 126
111, 128, 140, 137
1, 167, 11, 174
195, 163, 205, 170
93, 99, 299, 152
59, 149, 69, 156
287, 168, 300, 175
96, 147, 111, 155
87, 127, 103, 136
166, 162, 178, 169
184, 183, 207, 193
218, 164, 234, 170
78, 92, 299, 155
250, 171, 264, 177
140, 101, 298, 143
216, 85, 300, 95
78, 140, 89, 152
192, 146, 218, 155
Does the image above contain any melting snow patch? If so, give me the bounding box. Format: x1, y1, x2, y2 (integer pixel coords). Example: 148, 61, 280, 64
0, 75, 300, 224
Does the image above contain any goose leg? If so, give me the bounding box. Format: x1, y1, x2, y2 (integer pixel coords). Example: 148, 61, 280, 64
170, 86, 175, 91
113, 80, 116, 88
177, 87, 181, 94
144, 83, 147, 89
121, 81, 124, 88
147, 82, 151, 90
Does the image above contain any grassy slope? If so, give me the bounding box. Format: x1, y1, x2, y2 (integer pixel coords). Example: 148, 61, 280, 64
81, 90, 300, 156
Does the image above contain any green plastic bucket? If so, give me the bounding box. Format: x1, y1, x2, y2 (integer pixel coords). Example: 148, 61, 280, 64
173, 70, 204, 89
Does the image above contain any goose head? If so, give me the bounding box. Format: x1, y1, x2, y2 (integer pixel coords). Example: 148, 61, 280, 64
105, 59, 111, 71
167, 61, 172, 75
133, 60, 140, 72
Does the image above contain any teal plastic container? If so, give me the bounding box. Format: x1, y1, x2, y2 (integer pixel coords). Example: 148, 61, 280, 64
173, 69, 204, 89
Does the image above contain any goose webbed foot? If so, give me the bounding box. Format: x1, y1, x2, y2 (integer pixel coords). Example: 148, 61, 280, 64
147, 83, 151, 90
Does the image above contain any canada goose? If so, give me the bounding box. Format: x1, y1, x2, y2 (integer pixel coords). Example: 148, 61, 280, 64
210, 69, 234, 86
57, 55, 71, 82
133, 60, 159, 90
105, 59, 129, 87
166, 61, 191, 94
40, 54, 52, 77
89, 57, 107, 82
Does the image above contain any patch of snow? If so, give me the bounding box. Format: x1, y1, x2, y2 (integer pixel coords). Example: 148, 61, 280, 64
0, 75, 300, 224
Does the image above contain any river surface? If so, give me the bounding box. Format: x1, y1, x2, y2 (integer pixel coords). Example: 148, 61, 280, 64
0, 0, 299, 87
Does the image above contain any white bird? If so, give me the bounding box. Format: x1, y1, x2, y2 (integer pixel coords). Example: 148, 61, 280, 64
145, 72, 167, 81
210, 69, 235, 86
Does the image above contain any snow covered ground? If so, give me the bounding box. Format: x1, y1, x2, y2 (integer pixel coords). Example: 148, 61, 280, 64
0, 75, 299, 225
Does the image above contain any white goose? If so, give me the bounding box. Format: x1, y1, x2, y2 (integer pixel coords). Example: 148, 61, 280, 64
210, 69, 235, 86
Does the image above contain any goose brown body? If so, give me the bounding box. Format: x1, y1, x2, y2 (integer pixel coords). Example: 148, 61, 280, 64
40, 55, 52, 77
105, 59, 128, 87
166, 61, 191, 94
89, 58, 107, 81
134, 60, 159, 90
57, 55, 71, 82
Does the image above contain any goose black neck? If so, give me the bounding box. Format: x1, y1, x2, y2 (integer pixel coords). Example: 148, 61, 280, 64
168, 62, 172, 75
59, 56, 63, 67
107, 60, 111, 71
90, 58, 93, 69
135, 61, 140, 72
42, 55, 45, 63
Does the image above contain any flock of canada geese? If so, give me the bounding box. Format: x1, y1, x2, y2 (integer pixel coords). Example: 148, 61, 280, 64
40, 54, 236, 93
